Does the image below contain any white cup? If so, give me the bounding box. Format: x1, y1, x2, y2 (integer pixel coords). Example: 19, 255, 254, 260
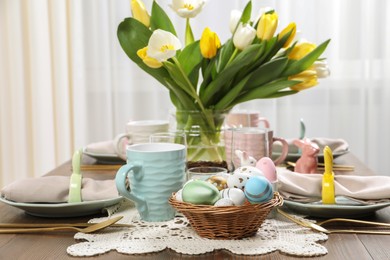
114, 120, 169, 158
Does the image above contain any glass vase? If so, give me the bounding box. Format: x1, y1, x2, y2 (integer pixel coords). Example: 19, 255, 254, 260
169, 109, 228, 169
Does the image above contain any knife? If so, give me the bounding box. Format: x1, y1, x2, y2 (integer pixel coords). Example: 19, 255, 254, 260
322, 146, 336, 204
68, 149, 83, 203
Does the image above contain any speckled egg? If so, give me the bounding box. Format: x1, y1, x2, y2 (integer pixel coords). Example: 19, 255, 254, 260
234, 166, 264, 177
219, 188, 246, 206
244, 176, 273, 204
182, 180, 221, 205
206, 175, 228, 190
214, 198, 235, 206
227, 172, 251, 190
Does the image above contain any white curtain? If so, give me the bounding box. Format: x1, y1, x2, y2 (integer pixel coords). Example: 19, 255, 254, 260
0, 0, 389, 187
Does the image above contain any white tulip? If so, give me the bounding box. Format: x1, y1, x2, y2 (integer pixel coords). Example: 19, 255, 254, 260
313, 61, 330, 78
233, 23, 256, 50
170, 0, 205, 18
229, 10, 242, 33
146, 29, 182, 62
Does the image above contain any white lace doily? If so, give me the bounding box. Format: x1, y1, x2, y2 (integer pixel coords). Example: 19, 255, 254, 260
67, 200, 328, 257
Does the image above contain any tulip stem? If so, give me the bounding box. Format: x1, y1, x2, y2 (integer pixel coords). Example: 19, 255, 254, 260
226, 48, 239, 67
185, 18, 194, 46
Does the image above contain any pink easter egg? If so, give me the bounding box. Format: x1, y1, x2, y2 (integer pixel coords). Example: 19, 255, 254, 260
256, 157, 277, 182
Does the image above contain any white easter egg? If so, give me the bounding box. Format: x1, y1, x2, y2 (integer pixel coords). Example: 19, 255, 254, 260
214, 198, 235, 206
234, 166, 264, 177
227, 172, 251, 190
175, 189, 183, 202
219, 188, 246, 206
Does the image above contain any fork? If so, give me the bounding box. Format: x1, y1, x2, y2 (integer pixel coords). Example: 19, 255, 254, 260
277, 208, 390, 235
0, 216, 124, 234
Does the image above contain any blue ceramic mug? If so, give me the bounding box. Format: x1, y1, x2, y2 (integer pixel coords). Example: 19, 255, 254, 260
115, 143, 186, 221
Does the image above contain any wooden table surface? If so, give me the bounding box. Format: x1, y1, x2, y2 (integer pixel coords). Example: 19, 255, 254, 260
0, 153, 389, 260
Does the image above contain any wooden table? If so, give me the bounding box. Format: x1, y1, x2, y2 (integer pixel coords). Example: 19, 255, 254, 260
0, 153, 389, 259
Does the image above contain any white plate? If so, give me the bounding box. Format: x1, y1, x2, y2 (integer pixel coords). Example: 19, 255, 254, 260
83, 148, 125, 164
283, 200, 390, 218
0, 196, 123, 218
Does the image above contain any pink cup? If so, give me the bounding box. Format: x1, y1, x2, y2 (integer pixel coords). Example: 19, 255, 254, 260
225, 111, 270, 128
224, 127, 288, 171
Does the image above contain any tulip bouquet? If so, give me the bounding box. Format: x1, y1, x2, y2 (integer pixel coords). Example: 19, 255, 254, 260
118, 0, 330, 163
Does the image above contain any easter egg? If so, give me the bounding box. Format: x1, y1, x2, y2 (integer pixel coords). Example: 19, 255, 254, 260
227, 172, 251, 190
219, 188, 246, 205
256, 157, 277, 182
244, 176, 273, 204
214, 198, 235, 206
234, 166, 264, 177
206, 175, 228, 190
182, 180, 221, 205
175, 189, 183, 201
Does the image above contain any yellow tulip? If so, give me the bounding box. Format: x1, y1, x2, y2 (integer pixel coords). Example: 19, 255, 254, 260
288, 42, 316, 60
137, 47, 163, 68
289, 70, 318, 91
256, 12, 278, 40
131, 0, 150, 27
278, 22, 296, 47
200, 27, 221, 58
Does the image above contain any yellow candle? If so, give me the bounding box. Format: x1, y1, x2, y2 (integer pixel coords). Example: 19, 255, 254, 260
322, 146, 335, 204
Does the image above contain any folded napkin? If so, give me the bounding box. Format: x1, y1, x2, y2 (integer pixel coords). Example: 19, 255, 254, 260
273, 137, 349, 154
1, 176, 119, 203
277, 169, 390, 205
84, 140, 118, 155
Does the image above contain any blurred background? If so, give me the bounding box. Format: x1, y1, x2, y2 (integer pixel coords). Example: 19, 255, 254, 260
1, 0, 389, 186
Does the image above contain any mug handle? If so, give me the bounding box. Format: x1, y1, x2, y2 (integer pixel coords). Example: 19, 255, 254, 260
115, 164, 147, 212
257, 117, 270, 128
272, 137, 289, 165
113, 133, 130, 160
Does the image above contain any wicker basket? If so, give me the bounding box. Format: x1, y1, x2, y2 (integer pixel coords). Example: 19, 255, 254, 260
169, 192, 283, 239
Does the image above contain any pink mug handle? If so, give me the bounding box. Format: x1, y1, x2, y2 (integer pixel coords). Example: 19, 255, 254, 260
272, 137, 288, 165
257, 117, 270, 128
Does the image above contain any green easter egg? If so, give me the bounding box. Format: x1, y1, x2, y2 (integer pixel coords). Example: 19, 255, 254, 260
182, 180, 221, 205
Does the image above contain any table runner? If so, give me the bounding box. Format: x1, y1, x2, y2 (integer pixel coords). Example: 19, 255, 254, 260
67, 200, 328, 257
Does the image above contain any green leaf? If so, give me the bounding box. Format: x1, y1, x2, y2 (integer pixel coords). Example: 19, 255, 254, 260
231, 42, 266, 85
231, 79, 300, 105
177, 41, 203, 89
265, 29, 293, 60
283, 39, 331, 76
164, 61, 196, 99
150, 1, 177, 36
215, 39, 234, 73
200, 44, 262, 106
117, 18, 170, 88
266, 90, 298, 98
214, 74, 251, 110
165, 78, 197, 110
240, 1, 252, 24
178, 40, 203, 75
246, 57, 288, 89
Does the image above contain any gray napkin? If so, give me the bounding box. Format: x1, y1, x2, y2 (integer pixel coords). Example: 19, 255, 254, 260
277, 169, 390, 205
1, 176, 119, 203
